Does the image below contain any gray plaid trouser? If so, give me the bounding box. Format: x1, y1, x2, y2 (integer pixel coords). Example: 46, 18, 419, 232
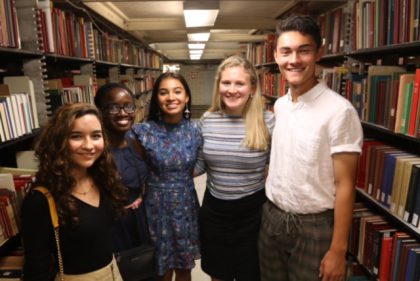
258, 201, 334, 281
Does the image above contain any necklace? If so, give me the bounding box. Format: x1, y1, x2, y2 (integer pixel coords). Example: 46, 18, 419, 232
72, 180, 94, 196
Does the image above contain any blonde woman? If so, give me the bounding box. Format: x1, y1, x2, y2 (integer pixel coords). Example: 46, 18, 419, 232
194, 55, 275, 281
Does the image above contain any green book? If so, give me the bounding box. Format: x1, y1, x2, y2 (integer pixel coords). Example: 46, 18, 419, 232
400, 82, 414, 135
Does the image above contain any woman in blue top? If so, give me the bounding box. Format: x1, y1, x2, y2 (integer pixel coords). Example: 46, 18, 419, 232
131, 72, 201, 281
94, 83, 150, 253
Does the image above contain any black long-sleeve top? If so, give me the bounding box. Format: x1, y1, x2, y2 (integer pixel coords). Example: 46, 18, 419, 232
21, 190, 115, 281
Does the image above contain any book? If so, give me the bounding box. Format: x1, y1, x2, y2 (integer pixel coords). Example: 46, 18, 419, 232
394, 73, 415, 133
0, 101, 10, 141
403, 164, 420, 223
358, 214, 384, 262
365, 66, 405, 124
15, 150, 37, 170
357, 140, 383, 190
408, 68, 420, 136
410, 166, 420, 227
372, 226, 397, 274
400, 81, 414, 134
405, 247, 420, 281
397, 158, 420, 218
4, 76, 39, 130
378, 235, 393, 281
381, 151, 410, 207
389, 233, 414, 281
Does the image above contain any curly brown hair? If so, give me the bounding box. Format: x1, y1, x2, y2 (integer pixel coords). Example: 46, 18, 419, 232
33, 103, 127, 225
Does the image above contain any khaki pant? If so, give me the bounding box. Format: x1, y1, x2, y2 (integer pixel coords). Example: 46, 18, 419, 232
55, 257, 123, 281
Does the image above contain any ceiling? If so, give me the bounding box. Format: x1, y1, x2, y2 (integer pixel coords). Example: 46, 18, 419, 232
81, 0, 298, 63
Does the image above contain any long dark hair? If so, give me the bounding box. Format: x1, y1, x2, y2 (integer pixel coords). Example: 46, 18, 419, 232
33, 103, 127, 225
148, 72, 192, 121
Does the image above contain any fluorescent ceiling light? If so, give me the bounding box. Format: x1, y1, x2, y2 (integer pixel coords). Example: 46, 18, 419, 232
188, 32, 210, 42
183, 1, 219, 28
190, 50, 204, 55
190, 54, 202, 60
188, 43, 205, 49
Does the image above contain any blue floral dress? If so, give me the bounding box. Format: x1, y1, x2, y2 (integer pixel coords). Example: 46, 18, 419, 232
131, 119, 201, 276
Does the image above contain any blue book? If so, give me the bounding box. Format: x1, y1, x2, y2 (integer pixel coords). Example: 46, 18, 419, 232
405, 247, 420, 281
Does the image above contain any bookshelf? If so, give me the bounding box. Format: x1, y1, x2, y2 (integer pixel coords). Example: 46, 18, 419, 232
248, 0, 420, 280
0, 0, 164, 267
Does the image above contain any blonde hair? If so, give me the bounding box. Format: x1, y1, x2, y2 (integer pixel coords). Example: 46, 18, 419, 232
208, 55, 270, 150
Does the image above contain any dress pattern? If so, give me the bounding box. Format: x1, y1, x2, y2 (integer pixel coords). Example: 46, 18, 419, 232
132, 119, 201, 276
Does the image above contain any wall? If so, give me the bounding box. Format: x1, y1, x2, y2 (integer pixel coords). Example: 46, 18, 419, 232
180, 64, 218, 118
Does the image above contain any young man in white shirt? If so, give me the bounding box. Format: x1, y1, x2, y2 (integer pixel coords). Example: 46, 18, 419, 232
259, 15, 363, 281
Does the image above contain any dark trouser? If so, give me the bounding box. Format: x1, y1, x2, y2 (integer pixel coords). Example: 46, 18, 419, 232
258, 200, 334, 281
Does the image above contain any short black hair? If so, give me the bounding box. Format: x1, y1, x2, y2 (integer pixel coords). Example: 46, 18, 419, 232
94, 83, 134, 109
275, 14, 322, 49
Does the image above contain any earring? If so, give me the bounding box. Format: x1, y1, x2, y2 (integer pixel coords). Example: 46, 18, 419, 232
184, 105, 191, 119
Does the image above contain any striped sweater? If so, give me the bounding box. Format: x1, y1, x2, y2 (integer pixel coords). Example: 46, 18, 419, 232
194, 110, 275, 200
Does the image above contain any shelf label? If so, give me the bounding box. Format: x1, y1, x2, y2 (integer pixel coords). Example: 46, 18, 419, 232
412, 214, 418, 227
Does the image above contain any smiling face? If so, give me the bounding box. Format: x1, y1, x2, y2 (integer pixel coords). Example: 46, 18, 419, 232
157, 77, 189, 123
219, 66, 255, 116
274, 31, 323, 97
68, 114, 104, 172
102, 87, 136, 133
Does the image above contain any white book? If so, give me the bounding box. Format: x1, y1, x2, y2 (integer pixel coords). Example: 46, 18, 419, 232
8, 95, 22, 138
38, 0, 55, 53
16, 150, 38, 170
10, 95, 24, 137
74, 75, 94, 104
0, 102, 10, 141
20, 93, 34, 132
0, 97, 16, 139
0, 107, 6, 143
4, 76, 39, 129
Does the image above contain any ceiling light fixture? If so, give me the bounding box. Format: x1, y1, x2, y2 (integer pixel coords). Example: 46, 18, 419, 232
183, 1, 219, 28
188, 32, 211, 42
188, 43, 205, 49
190, 54, 202, 60
189, 49, 203, 55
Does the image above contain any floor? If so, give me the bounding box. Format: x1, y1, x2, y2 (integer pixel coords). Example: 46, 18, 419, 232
190, 174, 211, 281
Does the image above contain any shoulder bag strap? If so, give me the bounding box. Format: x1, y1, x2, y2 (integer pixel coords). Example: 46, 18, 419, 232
33, 187, 64, 281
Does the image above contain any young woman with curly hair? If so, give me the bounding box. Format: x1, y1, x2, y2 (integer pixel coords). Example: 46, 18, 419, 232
21, 103, 127, 281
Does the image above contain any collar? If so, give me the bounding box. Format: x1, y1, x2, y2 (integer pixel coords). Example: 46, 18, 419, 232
286, 81, 327, 103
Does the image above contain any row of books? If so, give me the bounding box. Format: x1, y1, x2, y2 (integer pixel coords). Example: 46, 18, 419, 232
246, 0, 353, 65
258, 70, 288, 99
246, 34, 276, 66
0, 0, 20, 49
0, 77, 39, 143
45, 75, 95, 116
353, 0, 420, 50
3, 0, 163, 70
356, 140, 420, 229
350, 203, 420, 281
36, 1, 163, 69
321, 65, 420, 138
246, 0, 420, 66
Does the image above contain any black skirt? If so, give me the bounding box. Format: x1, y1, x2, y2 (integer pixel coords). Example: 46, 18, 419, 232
199, 188, 266, 281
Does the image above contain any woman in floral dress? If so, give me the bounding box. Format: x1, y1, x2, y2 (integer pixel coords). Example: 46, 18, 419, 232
131, 72, 201, 281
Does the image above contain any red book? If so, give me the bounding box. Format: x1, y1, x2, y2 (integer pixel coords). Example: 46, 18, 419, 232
408, 69, 420, 136
363, 219, 388, 269
379, 236, 393, 281
357, 140, 384, 189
